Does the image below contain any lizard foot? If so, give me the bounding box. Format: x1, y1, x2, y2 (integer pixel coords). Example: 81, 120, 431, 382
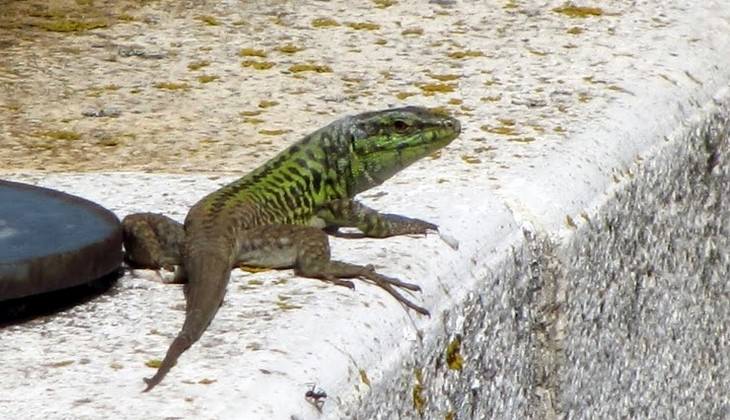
358, 267, 429, 316
322, 276, 356, 289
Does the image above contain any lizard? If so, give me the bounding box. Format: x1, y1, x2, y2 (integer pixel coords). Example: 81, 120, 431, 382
121, 106, 461, 392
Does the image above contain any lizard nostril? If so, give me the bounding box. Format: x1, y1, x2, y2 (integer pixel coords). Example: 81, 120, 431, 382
444, 119, 460, 133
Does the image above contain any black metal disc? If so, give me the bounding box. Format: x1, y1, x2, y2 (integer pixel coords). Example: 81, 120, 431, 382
0, 180, 122, 301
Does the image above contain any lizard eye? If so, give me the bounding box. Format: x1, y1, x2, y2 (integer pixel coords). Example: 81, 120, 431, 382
393, 120, 409, 133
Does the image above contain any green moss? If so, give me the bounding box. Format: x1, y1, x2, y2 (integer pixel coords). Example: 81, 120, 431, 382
419, 83, 456, 94
48, 360, 75, 368
481, 125, 517, 135
445, 337, 464, 370
461, 155, 481, 164
509, 136, 536, 143
277, 44, 304, 54
41, 130, 81, 141
38, 19, 107, 32
86, 84, 120, 97
241, 60, 275, 70
567, 26, 584, 34
553, 5, 604, 18
527, 48, 548, 56
154, 82, 190, 91
258, 100, 279, 108
401, 27, 423, 36
566, 215, 577, 228
447, 50, 483, 59
98, 137, 121, 147
346, 22, 380, 30
359, 369, 371, 386
1, 103, 22, 112
196, 74, 219, 83
341, 75, 362, 84
118, 13, 135, 22
311, 17, 340, 27
197, 15, 220, 26
259, 129, 292, 136
395, 91, 418, 100
529, 123, 546, 133
275, 300, 302, 311
606, 84, 633, 95
288, 63, 332, 73
372, 0, 397, 7
428, 73, 460, 81
239, 48, 267, 57
145, 359, 162, 368
187, 60, 211, 71
412, 368, 425, 414
480, 94, 502, 102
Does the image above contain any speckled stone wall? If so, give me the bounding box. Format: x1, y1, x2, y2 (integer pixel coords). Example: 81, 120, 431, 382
356, 100, 729, 420
557, 102, 729, 419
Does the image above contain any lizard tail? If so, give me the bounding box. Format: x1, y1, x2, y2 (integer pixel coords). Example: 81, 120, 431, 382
142, 252, 232, 392
142, 332, 193, 392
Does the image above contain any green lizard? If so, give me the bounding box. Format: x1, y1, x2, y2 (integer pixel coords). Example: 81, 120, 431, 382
122, 106, 461, 392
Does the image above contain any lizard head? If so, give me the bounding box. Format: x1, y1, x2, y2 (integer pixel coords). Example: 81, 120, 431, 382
347, 106, 461, 194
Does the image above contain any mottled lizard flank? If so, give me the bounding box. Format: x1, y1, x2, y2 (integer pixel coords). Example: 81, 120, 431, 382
121, 106, 462, 391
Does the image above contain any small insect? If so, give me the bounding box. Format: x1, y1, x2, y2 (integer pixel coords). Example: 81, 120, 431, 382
305, 383, 328, 411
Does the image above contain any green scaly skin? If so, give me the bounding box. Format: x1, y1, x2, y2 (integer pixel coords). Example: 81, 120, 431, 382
122, 106, 461, 391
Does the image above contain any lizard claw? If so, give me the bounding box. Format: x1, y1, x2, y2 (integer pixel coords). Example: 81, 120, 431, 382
358, 270, 429, 316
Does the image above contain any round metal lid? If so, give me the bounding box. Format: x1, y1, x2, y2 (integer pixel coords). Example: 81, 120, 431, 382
0, 180, 123, 301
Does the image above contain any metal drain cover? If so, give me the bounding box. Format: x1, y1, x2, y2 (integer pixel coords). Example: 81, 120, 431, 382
0, 180, 122, 301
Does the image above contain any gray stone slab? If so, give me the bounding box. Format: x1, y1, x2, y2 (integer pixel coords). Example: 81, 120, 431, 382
0, 180, 123, 301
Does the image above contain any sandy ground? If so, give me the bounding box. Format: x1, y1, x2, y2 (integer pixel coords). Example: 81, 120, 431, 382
0, 0, 642, 175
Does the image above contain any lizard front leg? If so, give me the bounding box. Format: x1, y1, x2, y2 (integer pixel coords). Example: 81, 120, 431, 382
121, 213, 185, 276
236, 224, 429, 315
316, 199, 437, 238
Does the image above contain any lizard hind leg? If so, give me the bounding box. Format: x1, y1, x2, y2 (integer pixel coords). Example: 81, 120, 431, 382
299, 259, 430, 316
122, 213, 184, 271
236, 224, 429, 315
291, 228, 430, 316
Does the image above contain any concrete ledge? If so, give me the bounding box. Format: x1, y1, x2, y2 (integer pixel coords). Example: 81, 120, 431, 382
2, 2, 729, 419
358, 91, 730, 419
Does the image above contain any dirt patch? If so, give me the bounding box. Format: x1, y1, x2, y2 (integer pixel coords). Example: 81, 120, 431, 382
0, 0, 484, 174
0, 0, 637, 175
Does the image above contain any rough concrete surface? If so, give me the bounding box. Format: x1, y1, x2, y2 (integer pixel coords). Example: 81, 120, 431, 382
1, 0, 729, 419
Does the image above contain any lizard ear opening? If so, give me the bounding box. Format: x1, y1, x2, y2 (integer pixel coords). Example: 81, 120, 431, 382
351, 121, 371, 141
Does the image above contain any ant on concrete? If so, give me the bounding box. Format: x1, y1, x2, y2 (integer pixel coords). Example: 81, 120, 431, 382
305, 383, 327, 411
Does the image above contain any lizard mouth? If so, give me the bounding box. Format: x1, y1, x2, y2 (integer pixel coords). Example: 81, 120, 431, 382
444, 117, 461, 135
